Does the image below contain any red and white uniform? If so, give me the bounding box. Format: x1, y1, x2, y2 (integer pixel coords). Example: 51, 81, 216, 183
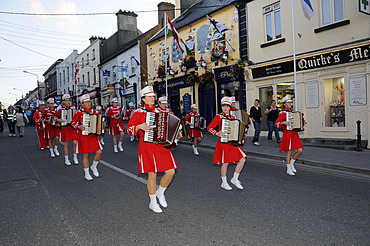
42, 107, 60, 139
33, 109, 48, 149
127, 104, 178, 173
55, 106, 78, 142
185, 112, 204, 138
71, 108, 103, 154
157, 107, 173, 114
275, 108, 304, 151
124, 108, 135, 120
207, 112, 246, 164
107, 106, 124, 135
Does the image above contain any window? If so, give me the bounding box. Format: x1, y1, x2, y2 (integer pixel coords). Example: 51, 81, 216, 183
321, 0, 344, 25
263, 2, 281, 42
324, 77, 345, 127
82, 58, 84, 68
93, 68, 96, 84
92, 49, 96, 60
131, 58, 137, 75
67, 67, 70, 83
62, 70, 65, 84
87, 72, 90, 87
86, 54, 89, 65
82, 75, 85, 84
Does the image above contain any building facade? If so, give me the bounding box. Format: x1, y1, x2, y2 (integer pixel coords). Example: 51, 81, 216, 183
56, 50, 78, 103
43, 59, 63, 102
245, 0, 370, 147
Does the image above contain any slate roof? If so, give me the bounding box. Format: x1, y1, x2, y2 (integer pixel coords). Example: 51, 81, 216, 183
147, 0, 237, 44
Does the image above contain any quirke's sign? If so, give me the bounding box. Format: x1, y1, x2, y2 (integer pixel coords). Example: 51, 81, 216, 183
251, 43, 370, 79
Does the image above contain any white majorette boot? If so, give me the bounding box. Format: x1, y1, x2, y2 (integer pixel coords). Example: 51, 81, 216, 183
192, 145, 199, 155
286, 164, 295, 176
220, 176, 232, 190
148, 194, 162, 213
290, 159, 297, 173
90, 161, 99, 177
64, 156, 71, 166
73, 153, 79, 165
118, 142, 124, 152
54, 146, 60, 156
100, 138, 105, 145
50, 148, 55, 158
84, 168, 93, 181
231, 172, 244, 190
113, 145, 118, 153
130, 135, 134, 142
156, 186, 168, 208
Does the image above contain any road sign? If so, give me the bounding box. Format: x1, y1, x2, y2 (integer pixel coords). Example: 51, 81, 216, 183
103, 70, 110, 77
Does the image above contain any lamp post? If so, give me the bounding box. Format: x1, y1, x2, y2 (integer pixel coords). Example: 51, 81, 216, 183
13, 88, 24, 107
9, 92, 18, 102
23, 71, 40, 100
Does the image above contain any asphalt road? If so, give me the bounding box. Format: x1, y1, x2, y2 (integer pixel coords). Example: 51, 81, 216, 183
0, 128, 369, 246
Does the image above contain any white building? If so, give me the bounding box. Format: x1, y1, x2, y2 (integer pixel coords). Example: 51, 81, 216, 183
56, 50, 78, 101
245, 0, 370, 148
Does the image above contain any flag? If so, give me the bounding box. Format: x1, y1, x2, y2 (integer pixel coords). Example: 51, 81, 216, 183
131, 56, 140, 72
74, 64, 79, 84
167, 17, 184, 54
301, 0, 314, 20
208, 16, 231, 33
180, 39, 193, 56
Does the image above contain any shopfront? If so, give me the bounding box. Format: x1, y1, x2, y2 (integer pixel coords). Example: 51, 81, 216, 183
120, 84, 138, 111
101, 86, 116, 108
248, 42, 370, 147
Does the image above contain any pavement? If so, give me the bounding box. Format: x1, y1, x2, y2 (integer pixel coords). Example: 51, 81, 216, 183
179, 131, 370, 175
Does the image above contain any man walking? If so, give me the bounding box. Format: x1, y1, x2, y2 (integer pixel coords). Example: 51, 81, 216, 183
249, 99, 261, 146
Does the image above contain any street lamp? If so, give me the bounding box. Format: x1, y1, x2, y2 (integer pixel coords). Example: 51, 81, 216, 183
13, 88, 24, 107
23, 71, 40, 100
9, 92, 18, 102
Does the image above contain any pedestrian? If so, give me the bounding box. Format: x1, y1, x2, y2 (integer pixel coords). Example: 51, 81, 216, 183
185, 104, 203, 155
5, 105, 16, 137
15, 106, 28, 137
25, 107, 32, 127
275, 95, 304, 176
264, 100, 281, 143
55, 94, 79, 165
71, 94, 103, 181
0, 101, 4, 134
207, 96, 247, 191
33, 101, 48, 150
249, 99, 261, 146
127, 86, 178, 213
43, 98, 60, 158
107, 98, 125, 153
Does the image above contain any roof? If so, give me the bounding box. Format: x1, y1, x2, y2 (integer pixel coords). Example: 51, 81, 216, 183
147, 0, 237, 44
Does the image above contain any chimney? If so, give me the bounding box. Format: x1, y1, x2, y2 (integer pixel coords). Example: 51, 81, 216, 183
116, 10, 138, 32
89, 36, 97, 44
157, 2, 175, 27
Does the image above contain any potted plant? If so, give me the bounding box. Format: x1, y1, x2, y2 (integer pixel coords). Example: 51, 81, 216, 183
200, 70, 214, 84
231, 60, 245, 80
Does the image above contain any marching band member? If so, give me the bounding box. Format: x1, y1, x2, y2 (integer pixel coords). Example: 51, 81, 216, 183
43, 98, 60, 158
107, 98, 125, 152
127, 86, 178, 213
95, 105, 106, 145
207, 97, 246, 191
275, 95, 304, 176
157, 96, 173, 113
55, 94, 79, 165
71, 94, 103, 181
185, 104, 203, 155
33, 101, 48, 150
124, 102, 136, 141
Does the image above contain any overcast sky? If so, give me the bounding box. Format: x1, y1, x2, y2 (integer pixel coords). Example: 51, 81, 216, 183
0, 0, 175, 106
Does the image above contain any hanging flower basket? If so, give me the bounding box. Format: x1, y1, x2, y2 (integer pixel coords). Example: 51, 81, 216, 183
200, 70, 214, 84
182, 55, 197, 69
211, 46, 226, 61
231, 60, 245, 80
156, 65, 165, 78
187, 72, 200, 84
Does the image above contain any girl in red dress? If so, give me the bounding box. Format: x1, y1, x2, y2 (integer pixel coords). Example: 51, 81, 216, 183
71, 94, 103, 181
43, 98, 60, 158
107, 98, 125, 153
275, 95, 304, 176
56, 94, 79, 165
185, 104, 203, 155
33, 101, 48, 150
207, 97, 247, 191
127, 86, 178, 213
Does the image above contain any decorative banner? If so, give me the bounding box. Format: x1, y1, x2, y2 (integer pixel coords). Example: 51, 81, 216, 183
349, 75, 367, 106
305, 80, 319, 108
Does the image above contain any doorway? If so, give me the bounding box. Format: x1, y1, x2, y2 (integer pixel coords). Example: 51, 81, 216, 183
199, 81, 216, 126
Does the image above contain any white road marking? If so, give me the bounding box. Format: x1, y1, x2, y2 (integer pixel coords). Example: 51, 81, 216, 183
99, 159, 147, 185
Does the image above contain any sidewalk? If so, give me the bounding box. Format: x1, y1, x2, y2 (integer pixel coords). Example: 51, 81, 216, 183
179, 133, 370, 175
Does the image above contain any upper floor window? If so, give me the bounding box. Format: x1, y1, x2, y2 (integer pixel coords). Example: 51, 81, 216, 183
86, 54, 89, 65
263, 2, 281, 42
321, 0, 344, 25
93, 68, 97, 84
92, 49, 96, 60
81, 58, 84, 68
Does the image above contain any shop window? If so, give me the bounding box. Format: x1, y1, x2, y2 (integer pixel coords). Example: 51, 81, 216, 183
263, 2, 282, 42
324, 77, 345, 127
321, 0, 344, 25
276, 83, 295, 109
258, 86, 273, 131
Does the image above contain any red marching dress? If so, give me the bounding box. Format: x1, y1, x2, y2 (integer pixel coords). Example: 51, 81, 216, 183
42, 107, 60, 139
185, 112, 204, 138
55, 106, 78, 142
33, 109, 48, 149
207, 112, 246, 164
127, 104, 178, 173
70, 108, 103, 154
107, 106, 124, 135
275, 108, 304, 151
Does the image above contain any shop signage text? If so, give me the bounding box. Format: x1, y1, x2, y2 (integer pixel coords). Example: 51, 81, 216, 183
153, 75, 191, 94
251, 43, 370, 79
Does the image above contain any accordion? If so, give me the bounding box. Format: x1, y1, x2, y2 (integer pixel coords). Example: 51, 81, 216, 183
61, 109, 77, 126
50, 116, 60, 127
230, 110, 250, 130
220, 118, 247, 146
82, 113, 104, 135
190, 116, 206, 129
144, 111, 181, 148
286, 112, 304, 132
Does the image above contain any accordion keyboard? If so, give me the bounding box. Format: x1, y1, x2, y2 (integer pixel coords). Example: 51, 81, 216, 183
144, 112, 156, 142
220, 119, 230, 143
82, 114, 90, 135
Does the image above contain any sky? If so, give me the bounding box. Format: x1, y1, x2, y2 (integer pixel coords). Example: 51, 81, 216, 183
0, 0, 176, 107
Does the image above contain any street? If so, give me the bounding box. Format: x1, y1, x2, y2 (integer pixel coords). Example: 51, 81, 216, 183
1, 127, 369, 246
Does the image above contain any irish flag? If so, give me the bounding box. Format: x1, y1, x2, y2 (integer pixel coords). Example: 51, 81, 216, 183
167, 17, 184, 54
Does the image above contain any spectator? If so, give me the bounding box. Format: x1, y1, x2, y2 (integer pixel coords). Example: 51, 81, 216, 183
0, 101, 4, 134
249, 99, 261, 146
265, 100, 281, 143
15, 106, 28, 137
4, 105, 16, 137
25, 107, 33, 127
